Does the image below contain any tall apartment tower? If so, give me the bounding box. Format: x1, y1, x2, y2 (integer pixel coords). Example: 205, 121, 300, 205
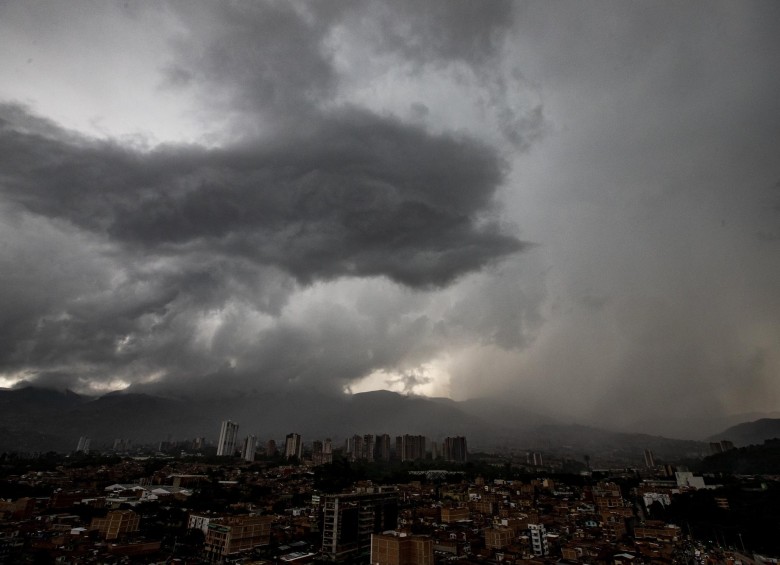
242, 435, 257, 462
321, 489, 399, 561
375, 434, 391, 462
313, 440, 324, 466
443, 436, 467, 463
314, 438, 334, 466
363, 434, 375, 462
323, 438, 333, 464
76, 436, 91, 454
400, 435, 426, 461
644, 448, 655, 468
284, 433, 303, 460
217, 420, 239, 456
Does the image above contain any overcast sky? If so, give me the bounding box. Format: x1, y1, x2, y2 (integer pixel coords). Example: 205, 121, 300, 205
1, 1, 778, 430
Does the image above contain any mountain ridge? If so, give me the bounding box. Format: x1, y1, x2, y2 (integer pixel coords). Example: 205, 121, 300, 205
0, 386, 708, 463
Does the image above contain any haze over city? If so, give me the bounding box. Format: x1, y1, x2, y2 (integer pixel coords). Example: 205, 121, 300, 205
1, 1, 779, 438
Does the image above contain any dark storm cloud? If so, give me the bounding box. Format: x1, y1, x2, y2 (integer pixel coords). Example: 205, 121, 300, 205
0, 0, 545, 395
0, 104, 522, 287
0, 95, 528, 393
164, 1, 338, 121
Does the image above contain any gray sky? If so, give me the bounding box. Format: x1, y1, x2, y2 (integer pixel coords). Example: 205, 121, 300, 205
0, 1, 778, 431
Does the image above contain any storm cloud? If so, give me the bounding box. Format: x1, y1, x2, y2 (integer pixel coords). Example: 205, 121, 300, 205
1, 1, 779, 434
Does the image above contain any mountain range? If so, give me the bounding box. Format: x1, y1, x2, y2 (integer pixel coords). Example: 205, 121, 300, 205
3, 386, 775, 465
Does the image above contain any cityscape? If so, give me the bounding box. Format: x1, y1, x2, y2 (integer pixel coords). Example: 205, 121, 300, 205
1, 416, 780, 564
2, 1, 780, 564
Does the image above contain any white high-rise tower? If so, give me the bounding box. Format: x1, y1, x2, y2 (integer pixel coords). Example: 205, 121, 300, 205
217, 420, 239, 456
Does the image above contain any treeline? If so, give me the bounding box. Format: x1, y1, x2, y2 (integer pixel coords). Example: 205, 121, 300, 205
700, 439, 780, 474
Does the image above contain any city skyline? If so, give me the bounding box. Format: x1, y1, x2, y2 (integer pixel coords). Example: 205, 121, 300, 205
0, 1, 778, 431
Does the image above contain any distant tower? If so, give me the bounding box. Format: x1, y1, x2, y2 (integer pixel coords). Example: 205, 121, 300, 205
363, 434, 375, 461
216, 421, 239, 456
375, 434, 391, 462
644, 448, 655, 468
349, 434, 364, 461
401, 435, 426, 461
284, 433, 302, 460
76, 436, 91, 454
266, 439, 277, 457
312, 440, 324, 465
443, 436, 468, 462
532, 452, 543, 466
323, 438, 333, 464
242, 435, 257, 462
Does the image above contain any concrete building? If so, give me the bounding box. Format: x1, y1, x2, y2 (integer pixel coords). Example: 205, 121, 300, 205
91, 510, 140, 540
203, 515, 273, 563
76, 436, 90, 454
375, 434, 391, 462
529, 523, 549, 556
313, 438, 334, 465
216, 420, 239, 456
440, 506, 469, 523
484, 527, 513, 550
285, 433, 303, 460
397, 435, 426, 462
242, 435, 256, 462
644, 448, 655, 468
443, 437, 467, 463
321, 489, 399, 562
371, 532, 433, 565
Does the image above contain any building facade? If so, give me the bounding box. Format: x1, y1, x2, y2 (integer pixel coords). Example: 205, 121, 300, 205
442, 437, 467, 463
216, 420, 239, 456
242, 435, 257, 462
371, 532, 433, 565
321, 489, 399, 562
203, 515, 273, 563
284, 433, 303, 460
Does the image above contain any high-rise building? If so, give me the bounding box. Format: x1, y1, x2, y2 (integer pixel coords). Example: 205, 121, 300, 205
284, 433, 302, 460
644, 448, 655, 468
321, 489, 399, 561
217, 421, 239, 456
312, 438, 334, 466
112, 438, 131, 452
323, 438, 333, 464
371, 532, 433, 565
400, 435, 426, 461
375, 434, 391, 462
443, 437, 467, 463
363, 434, 375, 462
313, 440, 324, 466
242, 435, 257, 462
348, 434, 363, 461
710, 440, 735, 454
76, 436, 91, 454
532, 452, 544, 467
266, 439, 277, 457
347, 434, 377, 461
